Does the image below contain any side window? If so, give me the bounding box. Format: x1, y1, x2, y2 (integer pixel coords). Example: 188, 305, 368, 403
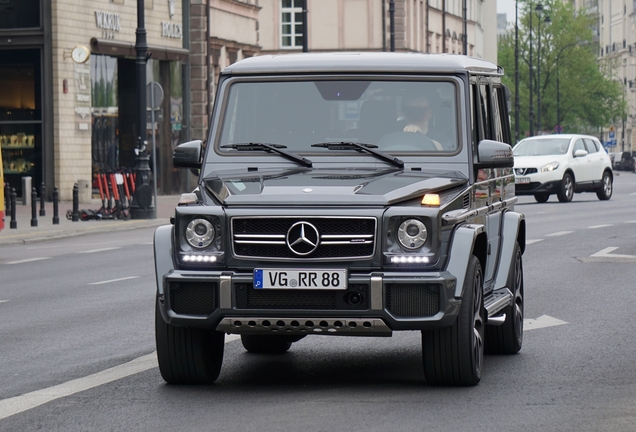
470, 82, 482, 149
573, 139, 586, 154
583, 138, 599, 153
492, 85, 511, 144
479, 83, 492, 139
491, 90, 503, 143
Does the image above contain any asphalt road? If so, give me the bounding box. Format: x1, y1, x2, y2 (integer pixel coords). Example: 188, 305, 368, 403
1, 172, 636, 431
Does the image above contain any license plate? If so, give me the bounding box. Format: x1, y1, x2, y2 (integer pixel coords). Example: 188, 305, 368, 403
253, 269, 347, 289
516, 177, 530, 184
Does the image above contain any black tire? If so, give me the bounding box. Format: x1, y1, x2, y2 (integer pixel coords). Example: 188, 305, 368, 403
534, 193, 549, 203
155, 301, 225, 384
240, 335, 292, 354
596, 171, 613, 200
422, 255, 485, 386
557, 172, 574, 202
485, 242, 523, 355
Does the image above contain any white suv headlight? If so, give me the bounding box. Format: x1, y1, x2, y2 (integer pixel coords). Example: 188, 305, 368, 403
541, 161, 559, 172
397, 219, 428, 250
185, 218, 216, 249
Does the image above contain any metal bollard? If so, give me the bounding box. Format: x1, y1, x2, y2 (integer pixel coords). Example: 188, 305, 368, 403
72, 183, 79, 222
53, 187, 60, 225
39, 182, 46, 217
31, 187, 38, 227
4, 182, 10, 214
10, 188, 17, 229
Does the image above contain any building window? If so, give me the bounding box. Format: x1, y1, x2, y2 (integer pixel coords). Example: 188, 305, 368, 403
281, 0, 303, 48
0, 0, 40, 29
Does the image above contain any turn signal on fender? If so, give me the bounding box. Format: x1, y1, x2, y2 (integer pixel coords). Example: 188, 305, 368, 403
421, 194, 440, 206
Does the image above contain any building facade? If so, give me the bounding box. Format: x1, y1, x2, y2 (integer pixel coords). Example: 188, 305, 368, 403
594, 0, 635, 153
1, 0, 498, 202
258, 0, 497, 60
1, 0, 188, 201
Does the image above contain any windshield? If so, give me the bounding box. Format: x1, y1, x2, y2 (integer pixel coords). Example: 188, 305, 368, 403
513, 138, 570, 156
217, 79, 459, 155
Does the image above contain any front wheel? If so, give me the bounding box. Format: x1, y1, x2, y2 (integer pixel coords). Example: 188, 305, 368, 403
557, 173, 574, 202
596, 171, 613, 200
422, 255, 484, 386
534, 193, 549, 203
155, 301, 225, 384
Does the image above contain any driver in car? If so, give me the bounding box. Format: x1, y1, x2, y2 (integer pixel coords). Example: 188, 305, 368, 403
401, 92, 444, 151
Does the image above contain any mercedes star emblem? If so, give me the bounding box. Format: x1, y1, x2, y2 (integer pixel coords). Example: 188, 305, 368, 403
286, 221, 320, 256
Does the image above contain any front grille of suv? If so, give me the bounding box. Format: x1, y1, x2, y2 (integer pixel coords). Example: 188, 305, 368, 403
232, 216, 376, 260
515, 168, 538, 175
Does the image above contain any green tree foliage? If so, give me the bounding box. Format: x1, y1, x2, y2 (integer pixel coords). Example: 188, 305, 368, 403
499, 0, 624, 140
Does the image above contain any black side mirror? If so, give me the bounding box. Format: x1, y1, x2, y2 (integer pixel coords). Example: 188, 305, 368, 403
474, 139, 514, 169
173, 140, 203, 169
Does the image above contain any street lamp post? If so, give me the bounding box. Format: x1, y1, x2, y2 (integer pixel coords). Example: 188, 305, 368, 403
130, 0, 156, 219
557, 58, 561, 133
514, 0, 519, 142
389, 0, 395, 52
535, 4, 549, 135
528, 4, 534, 136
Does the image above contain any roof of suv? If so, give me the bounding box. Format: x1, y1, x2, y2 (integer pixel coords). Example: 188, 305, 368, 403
519, 134, 600, 141
222, 52, 502, 76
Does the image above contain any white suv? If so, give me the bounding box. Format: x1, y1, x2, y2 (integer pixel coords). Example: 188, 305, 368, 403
513, 134, 613, 203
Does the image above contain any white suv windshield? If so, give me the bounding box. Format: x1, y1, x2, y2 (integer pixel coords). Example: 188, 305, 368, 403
513, 138, 570, 156
217, 79, 458, 154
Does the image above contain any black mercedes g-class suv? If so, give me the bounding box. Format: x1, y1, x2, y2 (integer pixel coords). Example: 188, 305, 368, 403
154, 52, 525, 386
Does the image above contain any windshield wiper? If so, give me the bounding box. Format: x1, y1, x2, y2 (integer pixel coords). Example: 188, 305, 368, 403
311, 142, 404, 169
221, 143, 313, 167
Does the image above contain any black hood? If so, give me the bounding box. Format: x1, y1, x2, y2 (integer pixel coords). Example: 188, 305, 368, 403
203, 167, 467, 206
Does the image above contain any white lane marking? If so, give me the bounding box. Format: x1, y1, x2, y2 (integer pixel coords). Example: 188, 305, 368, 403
524, 315, 568, 331
142, 242, 154, 245
77, 247, 121, 254
0, 300, 9, 304
626, 220, 636, 224
4, 257, 51, 265
591, 247, 636, 259
0, 334, 241, 420
526, 239, 543, 245
89, 276, 140, 286
588, 224, 613, 229
545, 231, 573, 237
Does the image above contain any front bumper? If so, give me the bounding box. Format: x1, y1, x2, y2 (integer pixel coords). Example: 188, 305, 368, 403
515, 178, 562, 195
157, 269, 460, 335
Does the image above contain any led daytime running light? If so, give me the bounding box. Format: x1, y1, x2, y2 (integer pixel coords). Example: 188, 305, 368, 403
182, 255, 217, 263
390, 256, 430, 264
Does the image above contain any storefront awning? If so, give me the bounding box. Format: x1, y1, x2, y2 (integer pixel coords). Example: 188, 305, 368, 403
90, 38, 189, 62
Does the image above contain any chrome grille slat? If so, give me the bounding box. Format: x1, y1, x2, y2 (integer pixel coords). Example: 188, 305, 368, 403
234, 240, 286, 245
232, 216, 377, 260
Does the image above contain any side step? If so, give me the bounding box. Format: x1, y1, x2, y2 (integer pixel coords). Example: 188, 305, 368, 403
484, 288, 513, 326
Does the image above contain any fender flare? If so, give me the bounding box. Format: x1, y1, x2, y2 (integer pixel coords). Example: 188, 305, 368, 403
493, 211, 526, 291
154, 224, 175, 297
446, 224, 486, 298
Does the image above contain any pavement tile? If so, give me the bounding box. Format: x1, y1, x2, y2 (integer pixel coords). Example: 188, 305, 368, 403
0, 195, 178, 246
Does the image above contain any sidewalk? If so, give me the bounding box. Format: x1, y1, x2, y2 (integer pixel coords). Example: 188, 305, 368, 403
0, 195, 179, 246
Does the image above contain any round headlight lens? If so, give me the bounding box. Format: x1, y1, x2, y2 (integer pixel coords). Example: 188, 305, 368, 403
185, 218, 215, 249
397, 219, 427, 250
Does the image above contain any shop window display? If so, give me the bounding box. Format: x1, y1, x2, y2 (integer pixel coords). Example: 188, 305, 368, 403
0, 49, 42, 197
